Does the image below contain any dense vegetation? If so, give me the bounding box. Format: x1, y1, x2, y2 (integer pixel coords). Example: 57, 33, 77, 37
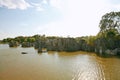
1, 12, 120, 56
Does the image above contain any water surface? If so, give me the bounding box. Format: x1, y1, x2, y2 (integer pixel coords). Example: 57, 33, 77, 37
0, 44, 120, 80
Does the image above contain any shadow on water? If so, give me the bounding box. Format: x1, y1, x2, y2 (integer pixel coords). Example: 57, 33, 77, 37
96, 53, 120, 59
115, 55, 120, 59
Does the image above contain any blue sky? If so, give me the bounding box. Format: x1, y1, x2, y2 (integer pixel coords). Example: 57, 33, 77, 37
0, 0, 120, 40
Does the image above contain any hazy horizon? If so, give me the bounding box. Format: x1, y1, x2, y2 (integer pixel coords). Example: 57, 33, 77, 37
0, 0, 120, 40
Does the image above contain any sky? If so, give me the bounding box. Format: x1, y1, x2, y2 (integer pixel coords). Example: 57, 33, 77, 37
0, 0, 120, 40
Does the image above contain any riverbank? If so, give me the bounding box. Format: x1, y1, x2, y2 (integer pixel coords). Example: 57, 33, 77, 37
1, 43, 120, 58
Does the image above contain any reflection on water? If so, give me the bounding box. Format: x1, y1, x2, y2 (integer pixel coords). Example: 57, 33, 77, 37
71, 55, 105, 80
0, 44, 120, 80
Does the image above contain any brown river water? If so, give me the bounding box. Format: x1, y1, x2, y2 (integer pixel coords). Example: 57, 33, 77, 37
0, 44, 120, 80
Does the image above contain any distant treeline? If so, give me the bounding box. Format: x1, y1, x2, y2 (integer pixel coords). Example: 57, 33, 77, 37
1, 12, 120, 57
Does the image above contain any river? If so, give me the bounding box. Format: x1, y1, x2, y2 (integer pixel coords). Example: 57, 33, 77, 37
0, 44, 120, 80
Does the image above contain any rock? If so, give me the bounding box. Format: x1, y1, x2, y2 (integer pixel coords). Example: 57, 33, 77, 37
21, 52, 28, 54
113, 48, 120, 55
21, 42, 33, 47
42, 48, 47, 53
38, 48, 47, 53
99, 47, 103, 55
105, 49, 115, 55
105, 48, 120, 56
38, 48, 42, 53
9, 41, 19, 47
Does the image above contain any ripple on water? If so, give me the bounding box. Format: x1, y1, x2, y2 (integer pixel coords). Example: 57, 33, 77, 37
72, 55, 105, 80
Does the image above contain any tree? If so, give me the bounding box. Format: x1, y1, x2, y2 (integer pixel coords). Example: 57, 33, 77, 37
99, 12, 120, 33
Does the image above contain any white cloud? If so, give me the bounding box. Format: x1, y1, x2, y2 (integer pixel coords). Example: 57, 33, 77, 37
30, 0, 50, 12
0, 0, 31, 10
110, 4, 120, 11
31, 3, 44, 11
35, 0, 108, 37
36, 18, 99, 37
0, 31, 16, 40
42, 0, 48, 4
35, 0, 120, 37
49, 0, 63, 10
36, 6, 44, 11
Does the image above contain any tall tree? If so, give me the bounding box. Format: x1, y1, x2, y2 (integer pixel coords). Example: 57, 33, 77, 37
99, 12, 120, 33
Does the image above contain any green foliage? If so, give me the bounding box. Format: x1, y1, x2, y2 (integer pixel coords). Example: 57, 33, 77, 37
94, 11, 120, 56
99, 12, 120, 33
